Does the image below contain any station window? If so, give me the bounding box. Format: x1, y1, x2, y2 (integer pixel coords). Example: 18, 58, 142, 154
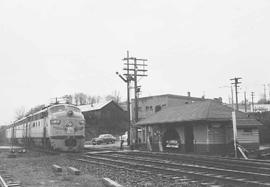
155, 105, 162, 113
243, 128, 252, 133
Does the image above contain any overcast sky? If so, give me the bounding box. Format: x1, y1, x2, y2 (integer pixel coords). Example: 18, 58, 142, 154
0, 0, 270, 125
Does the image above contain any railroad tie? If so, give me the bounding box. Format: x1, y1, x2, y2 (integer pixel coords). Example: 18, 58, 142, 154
67, 167, 80, 175
200, 182, 216, 186
102, 178, 123, 187
52, 164, 62, 172
7, 183, 21, 187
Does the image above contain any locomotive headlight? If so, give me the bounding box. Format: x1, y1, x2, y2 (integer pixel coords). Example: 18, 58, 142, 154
50, 119, 61, 125
79, 120, 85, 125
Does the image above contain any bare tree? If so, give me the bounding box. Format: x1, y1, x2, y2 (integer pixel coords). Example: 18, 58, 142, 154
105, 90, 121, 104
26, 104, 45, 115
74, 93, 88, 105
62, 94, 73, 104
14, 106, 26, 120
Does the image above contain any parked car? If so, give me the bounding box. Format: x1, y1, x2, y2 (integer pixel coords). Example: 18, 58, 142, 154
84, 141, 92, 145
92, 134, 116, 145
165, 140, 179, 148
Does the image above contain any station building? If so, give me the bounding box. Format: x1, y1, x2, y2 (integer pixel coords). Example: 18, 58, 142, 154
135, 100, 262, 155
131, 93, 206, 122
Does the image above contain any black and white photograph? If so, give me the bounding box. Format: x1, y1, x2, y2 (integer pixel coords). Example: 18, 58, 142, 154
0, 0, 270, 186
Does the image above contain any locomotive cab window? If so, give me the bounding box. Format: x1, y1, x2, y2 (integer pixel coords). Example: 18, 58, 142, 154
66, 106, 80, 113
50, 105, 65, 113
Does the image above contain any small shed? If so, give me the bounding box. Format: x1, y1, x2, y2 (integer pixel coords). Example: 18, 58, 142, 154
79, 100, 128, 140
136, 100, 262, 155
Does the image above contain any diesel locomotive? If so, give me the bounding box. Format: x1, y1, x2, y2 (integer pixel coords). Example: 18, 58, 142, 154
6, 103, 85, 151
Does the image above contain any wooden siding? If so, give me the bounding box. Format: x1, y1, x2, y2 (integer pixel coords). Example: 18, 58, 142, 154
194, 124, 207, 144
208, 123, 226, 144
237, 128, 259, 144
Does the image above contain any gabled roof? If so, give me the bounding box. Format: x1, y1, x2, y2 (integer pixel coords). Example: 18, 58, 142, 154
136, 100, 262, 127
78, 100, 123, 112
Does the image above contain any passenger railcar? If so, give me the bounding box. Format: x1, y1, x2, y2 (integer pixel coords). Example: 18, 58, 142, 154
6, 103, 85, 151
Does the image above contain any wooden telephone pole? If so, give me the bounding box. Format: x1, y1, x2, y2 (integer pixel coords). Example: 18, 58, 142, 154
122, 54, 148, 145
230, 77, 242, 111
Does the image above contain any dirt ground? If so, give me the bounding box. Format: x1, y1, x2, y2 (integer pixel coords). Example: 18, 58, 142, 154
0, 149, 104, 187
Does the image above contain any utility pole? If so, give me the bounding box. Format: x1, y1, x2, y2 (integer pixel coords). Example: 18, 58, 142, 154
267, 83, 270, 104
244, 91, 247, 112
230, 78, 242, 158
126, 51, 131, 145
122, 56, 148, 145
251, 92, 255, 112
231, 85, 234, 109
263, 84, 267, 102
123, 57, 148, 122
230, 77, 242, 111
268, 84, 270, 102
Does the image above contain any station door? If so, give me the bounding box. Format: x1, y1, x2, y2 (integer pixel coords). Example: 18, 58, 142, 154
184, 125, 194, 153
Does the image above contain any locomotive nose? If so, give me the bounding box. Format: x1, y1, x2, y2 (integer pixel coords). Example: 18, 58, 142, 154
67, 110, 73, 116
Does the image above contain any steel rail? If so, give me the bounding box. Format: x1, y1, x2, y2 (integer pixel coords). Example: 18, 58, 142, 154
84, 153, 270, 183
81, 154, 270, 186
110, 152, 270, 174
0, 175, 8, 187
124, 151, 270, 168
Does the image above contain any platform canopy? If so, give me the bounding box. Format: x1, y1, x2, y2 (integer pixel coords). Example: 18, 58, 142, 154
136, 100, 262, 127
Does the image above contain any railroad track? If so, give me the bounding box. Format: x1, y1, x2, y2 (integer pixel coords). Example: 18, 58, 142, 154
121, 151, 270, 174
0, 169, 21, 187
76, 150, 270, 187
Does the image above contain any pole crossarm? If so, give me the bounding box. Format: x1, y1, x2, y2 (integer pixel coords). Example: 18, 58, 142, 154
124, 63, 148, 66
123, 68, 148, 72
123, 57, 147, 61
124, 74, 148, 77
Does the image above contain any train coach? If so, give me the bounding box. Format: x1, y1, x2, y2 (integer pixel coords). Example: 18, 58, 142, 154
6, 103, 85, 152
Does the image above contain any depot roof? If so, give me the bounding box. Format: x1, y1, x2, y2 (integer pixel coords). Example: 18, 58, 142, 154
78, 100, 124, 112
136, 100, 262, 127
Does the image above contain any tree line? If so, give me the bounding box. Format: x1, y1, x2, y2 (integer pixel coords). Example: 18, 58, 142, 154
14, 91, 122, 120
